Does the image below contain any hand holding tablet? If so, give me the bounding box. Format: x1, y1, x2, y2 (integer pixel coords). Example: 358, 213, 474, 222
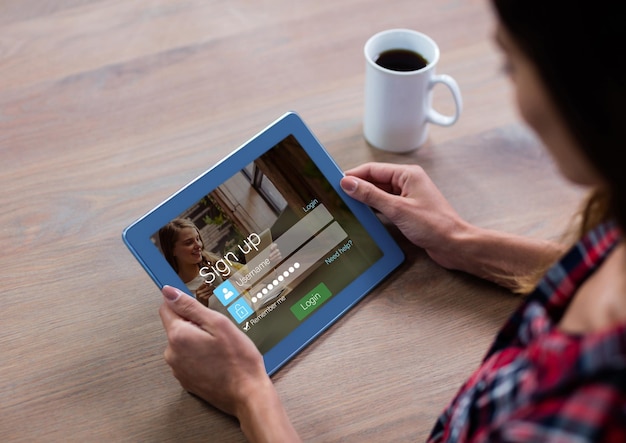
123, 112, 404, 375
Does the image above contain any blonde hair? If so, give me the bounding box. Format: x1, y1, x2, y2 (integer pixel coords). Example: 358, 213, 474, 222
158, 217, 243, 282
158, 218, 214, 273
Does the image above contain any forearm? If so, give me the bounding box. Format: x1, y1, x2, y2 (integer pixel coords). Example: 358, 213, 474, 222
237, 378, 301, 443
430, 221, 566, 292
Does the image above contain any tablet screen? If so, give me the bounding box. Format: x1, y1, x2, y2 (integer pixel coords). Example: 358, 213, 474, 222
124, 112, 404, 374
151, 134, 383, 354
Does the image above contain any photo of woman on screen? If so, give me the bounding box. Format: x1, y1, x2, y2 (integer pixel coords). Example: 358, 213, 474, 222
158, 218, 242, 307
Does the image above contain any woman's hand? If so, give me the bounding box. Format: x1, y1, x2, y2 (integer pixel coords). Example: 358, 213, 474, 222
269, 242, 282, 264
194, 282, 212, 307
340, 162, 469, 269
159, 286, 300, 442
340, 162, 564, 290
160, 286, 266, 415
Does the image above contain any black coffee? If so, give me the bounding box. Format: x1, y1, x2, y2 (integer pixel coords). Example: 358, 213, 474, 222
375, 49, 428, 72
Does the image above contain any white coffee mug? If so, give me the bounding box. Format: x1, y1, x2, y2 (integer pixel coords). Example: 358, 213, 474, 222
363, 29, 462, 152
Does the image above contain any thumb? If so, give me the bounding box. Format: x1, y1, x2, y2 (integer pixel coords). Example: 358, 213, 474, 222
340, 176, 399, 216
162, 285, 209, 326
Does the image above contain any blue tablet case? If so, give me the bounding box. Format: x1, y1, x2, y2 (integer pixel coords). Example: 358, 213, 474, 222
123, 112, 404, 375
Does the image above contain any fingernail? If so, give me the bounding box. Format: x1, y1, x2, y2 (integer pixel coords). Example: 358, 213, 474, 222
341, 177, 358, 193
163, 285, 183, 302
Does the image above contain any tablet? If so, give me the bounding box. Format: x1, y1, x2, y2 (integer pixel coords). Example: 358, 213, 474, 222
122, 112, 404, 375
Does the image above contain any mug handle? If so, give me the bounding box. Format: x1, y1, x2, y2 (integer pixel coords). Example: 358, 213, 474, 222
426, 74, 463, 127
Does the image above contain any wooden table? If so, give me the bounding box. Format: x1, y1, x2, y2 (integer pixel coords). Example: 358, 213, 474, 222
1, 1, 584, 441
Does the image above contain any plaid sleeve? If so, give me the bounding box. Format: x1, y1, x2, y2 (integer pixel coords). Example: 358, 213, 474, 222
427, 222, 625, 443
487, 380, 626, 442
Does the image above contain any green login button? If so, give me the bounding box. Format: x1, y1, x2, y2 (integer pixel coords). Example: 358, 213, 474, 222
290, 282, 332, 321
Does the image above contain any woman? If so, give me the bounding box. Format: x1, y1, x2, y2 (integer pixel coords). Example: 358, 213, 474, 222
158, 218, 241, 307
158, 0, 626, 441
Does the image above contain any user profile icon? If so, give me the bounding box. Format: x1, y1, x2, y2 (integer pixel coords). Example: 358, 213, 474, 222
213, 280, 240, 306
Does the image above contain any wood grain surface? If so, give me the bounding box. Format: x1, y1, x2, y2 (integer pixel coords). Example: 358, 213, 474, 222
0, 1, 585, 441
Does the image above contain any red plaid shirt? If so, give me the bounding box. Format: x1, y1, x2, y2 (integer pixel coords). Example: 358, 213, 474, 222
428, 221, 626, 442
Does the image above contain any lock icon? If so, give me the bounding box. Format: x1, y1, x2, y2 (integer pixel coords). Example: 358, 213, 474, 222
234, 303, 247, 319
227, 299, 252, 324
